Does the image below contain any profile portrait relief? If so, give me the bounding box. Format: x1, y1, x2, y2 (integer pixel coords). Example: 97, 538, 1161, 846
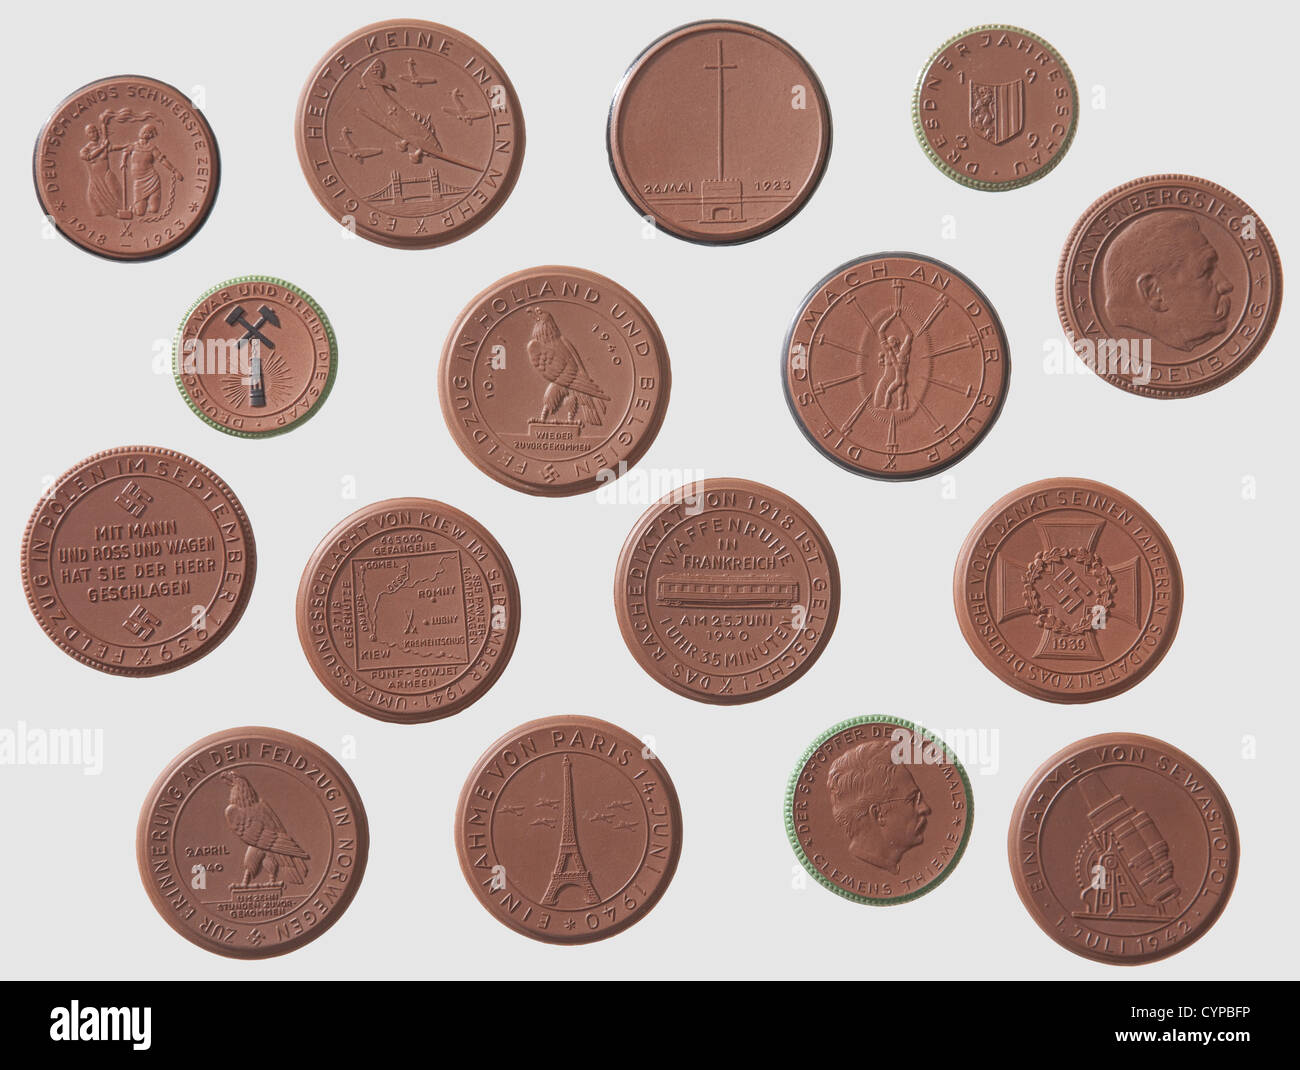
1100, 212, 1234, 351
827, 739, 931, 874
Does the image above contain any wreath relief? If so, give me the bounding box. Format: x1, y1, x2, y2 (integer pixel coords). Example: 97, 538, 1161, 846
1023, 546, 1115, 635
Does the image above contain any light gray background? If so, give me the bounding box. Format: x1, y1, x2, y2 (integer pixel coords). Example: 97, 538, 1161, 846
2, 0, 1295, 979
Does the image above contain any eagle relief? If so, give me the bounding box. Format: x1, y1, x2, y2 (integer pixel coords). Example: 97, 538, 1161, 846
519, 306, 611, 452
439, 267, 671, 497
209, 770, 311, 922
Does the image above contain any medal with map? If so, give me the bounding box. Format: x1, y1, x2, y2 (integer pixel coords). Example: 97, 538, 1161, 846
296, 498, 520, 723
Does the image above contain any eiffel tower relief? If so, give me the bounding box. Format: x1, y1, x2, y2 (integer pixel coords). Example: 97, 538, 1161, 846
541, 755, 600, 906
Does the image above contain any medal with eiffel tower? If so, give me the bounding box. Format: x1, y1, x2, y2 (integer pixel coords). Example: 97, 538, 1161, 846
455, 716, 683, 943
955, 478, 1184, 703
541, 756, 600, 906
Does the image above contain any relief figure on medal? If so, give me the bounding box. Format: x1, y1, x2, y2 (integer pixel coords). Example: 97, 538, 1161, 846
1100, 212, 1234, 351
827, 739, 932, 874
201, 770, 312, 922
335, 55, 496, 216
526, 307, 610, 434
870, 299, 915, 411
788, 254, 1008, 479
443, 87, 490, 125
79, 109, 183, 221
1071, 771, 1181, 925
832, 279, 947, 437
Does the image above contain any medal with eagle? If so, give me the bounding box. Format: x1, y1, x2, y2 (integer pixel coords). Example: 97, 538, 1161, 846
137, 728, 369, 958
440, 266, 672, 496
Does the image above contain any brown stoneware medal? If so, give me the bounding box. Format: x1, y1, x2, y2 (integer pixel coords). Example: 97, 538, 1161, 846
614, 478, 839, 704
786, 717, 974, 905
608, 20, 831, 243
296, 498, 519, 723
295, 19, 525, 249
1009, 733, 1238, 964
174, 276, 338, 438
953, 478, 1183, 703
34, 75, 220, 260
439, 266, 671, 495
1057, 174, 1283, 398
783, 252, 1010, 479
137, 727, 369, 958
455, 715, 682, 943
21, 446, 256, 676
913, 25, 1077, 191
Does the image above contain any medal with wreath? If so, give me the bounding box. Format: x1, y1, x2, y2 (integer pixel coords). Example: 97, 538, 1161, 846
1023, 547, 1115, 635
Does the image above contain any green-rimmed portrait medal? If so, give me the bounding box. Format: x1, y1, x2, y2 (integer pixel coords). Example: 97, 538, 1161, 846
912, 25, 1078, 191
173, 275, 338, 437
786, 716, 974, 905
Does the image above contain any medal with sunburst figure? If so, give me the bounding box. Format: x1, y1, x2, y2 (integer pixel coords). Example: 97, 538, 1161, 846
172, 275, 338, 438
221, 350, 293, 411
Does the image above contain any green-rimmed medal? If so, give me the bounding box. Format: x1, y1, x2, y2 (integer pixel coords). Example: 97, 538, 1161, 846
173, 275, 337, 437
785, 715, 974, 905
912, 25, 1078, 191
